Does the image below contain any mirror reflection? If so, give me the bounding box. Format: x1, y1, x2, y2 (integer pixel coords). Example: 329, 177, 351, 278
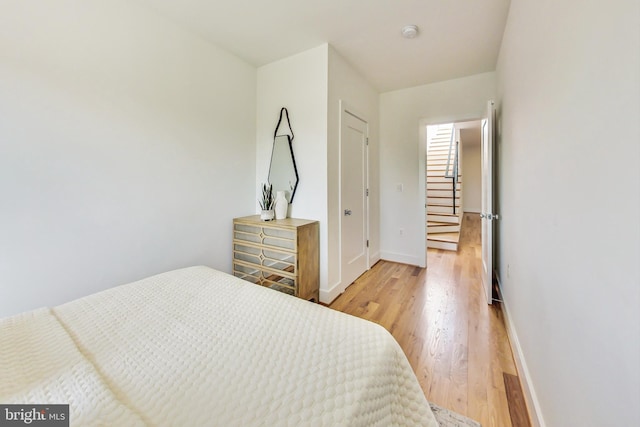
268, 135, 299, 203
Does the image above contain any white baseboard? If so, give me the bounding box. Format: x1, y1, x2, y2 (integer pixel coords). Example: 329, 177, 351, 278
320, 252, 382, 305
320, 250, 381, 305
369, 250, 381, 266
379, 251, 422, 267
319, 280, 343, 305
496, 274, 546, 427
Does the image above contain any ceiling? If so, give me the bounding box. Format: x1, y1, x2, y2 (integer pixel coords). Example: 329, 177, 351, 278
134, 0, 511, 92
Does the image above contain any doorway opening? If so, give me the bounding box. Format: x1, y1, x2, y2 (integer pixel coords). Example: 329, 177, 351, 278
425, 121, 482, 253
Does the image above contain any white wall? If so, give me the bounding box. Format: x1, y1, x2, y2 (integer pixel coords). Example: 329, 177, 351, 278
257, 45, 379, 304
496, 0, 640, 425
326, 46, 379, 302
379, 73, 496, 266
461, 129, 481, 213
256, 45, 329, 292
0, 0, 256, 318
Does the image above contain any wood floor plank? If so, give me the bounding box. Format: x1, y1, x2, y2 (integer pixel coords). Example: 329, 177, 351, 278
329, 213, 527, 427
504, 373, 532, 427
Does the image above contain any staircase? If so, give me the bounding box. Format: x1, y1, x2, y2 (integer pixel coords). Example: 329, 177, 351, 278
426, 124, 462, 251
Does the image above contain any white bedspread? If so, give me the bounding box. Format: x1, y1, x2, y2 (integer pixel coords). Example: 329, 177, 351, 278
2, 266, 437, 426
0, 308, 144, 426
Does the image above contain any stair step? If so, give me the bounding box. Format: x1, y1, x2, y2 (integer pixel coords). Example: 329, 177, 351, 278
429, 197, 462, 203
427, 240, 458, 251
428, 190, 461, 198
427, 189, 461, 195
427, 164, 454, 171
427, 158, 452, 164
427, 224, 461, 233
427, 197, 460, 208
427, 187, 462, 194
427, 176, 462, 183
427, 214, 461, 224
427, 156, 453, 165
426, 161, 458, 168
428, 205, 461, 214
428, 232, 460, 243
428, 199, 462, 205
427, 182, 462, 190
427, 170, 461, 177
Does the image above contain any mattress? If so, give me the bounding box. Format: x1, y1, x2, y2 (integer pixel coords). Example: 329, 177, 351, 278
1, 266, 437, 426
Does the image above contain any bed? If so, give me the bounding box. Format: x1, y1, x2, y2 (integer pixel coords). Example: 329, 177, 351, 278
1, 266, 438, 426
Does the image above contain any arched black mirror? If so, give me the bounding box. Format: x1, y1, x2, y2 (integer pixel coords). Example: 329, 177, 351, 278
268, 134, 299, 203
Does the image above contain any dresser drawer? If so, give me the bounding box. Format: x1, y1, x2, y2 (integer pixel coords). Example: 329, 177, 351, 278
233, 242, 297, 275
233, 223, 296, 252
232, 262, 296, 296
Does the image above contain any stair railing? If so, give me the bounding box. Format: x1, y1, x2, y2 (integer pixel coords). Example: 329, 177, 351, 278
444, 126, 459, 214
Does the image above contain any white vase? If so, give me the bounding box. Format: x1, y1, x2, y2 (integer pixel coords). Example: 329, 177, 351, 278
260, 209, 274, 221
274, 191, 288, 220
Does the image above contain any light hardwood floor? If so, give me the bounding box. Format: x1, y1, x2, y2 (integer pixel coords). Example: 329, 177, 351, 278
329, 213, 520, 427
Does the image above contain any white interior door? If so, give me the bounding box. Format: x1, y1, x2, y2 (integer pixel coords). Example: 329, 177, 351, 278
481, 100, 496, 305
341, 109, 368, 289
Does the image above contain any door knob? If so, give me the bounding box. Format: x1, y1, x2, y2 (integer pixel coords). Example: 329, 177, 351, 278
481, 213, 500, 220
344, 209, 352, 216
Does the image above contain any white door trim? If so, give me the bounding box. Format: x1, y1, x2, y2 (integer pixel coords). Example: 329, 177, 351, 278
481, 99, 496, 305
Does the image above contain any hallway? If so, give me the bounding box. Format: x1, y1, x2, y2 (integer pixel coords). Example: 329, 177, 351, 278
330, 213, 522, 427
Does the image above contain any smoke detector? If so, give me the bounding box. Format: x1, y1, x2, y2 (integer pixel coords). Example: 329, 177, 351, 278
401, 25, 419, 39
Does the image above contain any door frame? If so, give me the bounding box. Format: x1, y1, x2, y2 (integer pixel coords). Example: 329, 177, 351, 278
339, 101, 370, 293
481, 99, 496, 305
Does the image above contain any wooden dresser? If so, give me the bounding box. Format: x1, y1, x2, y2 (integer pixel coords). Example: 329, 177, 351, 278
232, 215, 319, 302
